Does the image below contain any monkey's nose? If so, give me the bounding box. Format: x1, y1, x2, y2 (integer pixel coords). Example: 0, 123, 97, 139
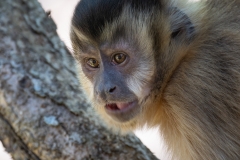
108, 86, 116, 93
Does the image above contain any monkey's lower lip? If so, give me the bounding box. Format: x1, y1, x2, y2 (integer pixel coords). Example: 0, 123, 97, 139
105, 100, 139, 122
105, 101, 136, 112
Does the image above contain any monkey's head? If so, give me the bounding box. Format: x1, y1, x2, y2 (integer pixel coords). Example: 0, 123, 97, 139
70, 0, 195, 131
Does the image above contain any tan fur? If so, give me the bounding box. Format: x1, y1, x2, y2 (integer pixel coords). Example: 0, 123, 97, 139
71, 0, 240, 159
140, 1, 240, 159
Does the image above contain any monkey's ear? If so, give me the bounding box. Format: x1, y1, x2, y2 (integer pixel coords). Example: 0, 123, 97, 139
169, 7, 195, 42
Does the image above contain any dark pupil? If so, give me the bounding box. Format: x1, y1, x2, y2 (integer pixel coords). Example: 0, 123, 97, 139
115, 54, 125, 63
91, 59, 97, 65
89, 59, 98, 67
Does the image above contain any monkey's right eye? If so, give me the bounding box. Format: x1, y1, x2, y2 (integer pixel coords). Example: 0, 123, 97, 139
86, 58, 99, 68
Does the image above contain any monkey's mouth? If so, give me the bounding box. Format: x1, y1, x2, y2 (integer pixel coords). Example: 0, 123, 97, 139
106, 101, 134, 111
105, 100, 140, 122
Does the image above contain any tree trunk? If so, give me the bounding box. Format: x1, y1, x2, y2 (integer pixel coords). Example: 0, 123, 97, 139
0, 0, 159, 160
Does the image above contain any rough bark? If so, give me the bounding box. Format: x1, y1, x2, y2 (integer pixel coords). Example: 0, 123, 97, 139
0, 0, 159, 160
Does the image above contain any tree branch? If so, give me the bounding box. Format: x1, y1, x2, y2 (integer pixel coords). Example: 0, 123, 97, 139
0, 0, 159, 159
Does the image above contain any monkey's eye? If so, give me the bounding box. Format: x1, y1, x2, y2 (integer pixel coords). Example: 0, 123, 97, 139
86, 58, 99, 68
112, 53, 127, 65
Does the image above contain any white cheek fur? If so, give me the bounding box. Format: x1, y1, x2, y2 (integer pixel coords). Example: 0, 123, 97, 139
126, 63, 154, 101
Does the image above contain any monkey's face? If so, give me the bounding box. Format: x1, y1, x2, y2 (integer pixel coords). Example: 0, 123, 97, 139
73, 38, 155, 130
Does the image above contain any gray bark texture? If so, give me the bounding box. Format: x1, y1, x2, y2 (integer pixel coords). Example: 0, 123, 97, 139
0, 0, 159, 160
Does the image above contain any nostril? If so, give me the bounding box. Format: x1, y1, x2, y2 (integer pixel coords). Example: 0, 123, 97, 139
109, 86, 116, 93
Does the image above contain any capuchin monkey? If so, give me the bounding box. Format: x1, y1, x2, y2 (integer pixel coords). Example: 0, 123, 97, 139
70, 0, 240, 159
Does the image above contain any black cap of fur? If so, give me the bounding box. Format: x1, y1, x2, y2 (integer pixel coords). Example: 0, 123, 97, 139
71, 0, 162, 40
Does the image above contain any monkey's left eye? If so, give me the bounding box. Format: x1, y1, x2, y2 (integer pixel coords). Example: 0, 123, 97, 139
112, 53, 127, 65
